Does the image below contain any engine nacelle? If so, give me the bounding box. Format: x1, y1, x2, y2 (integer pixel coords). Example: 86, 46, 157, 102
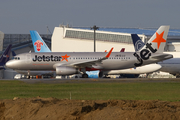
56, 66, 78, 75
86, 71, 99, 78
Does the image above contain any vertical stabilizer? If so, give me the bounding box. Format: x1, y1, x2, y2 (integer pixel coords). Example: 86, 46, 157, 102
120, 48, 125, 52
30, 31, 51, 52
131, 34, 145, 52
139, 26, 169, 53
0, 44, 12, 67
132, 26, 171, 67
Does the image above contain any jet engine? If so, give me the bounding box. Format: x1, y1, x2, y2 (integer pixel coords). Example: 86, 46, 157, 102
86, 71, 99, 78
56, 66, 78, 75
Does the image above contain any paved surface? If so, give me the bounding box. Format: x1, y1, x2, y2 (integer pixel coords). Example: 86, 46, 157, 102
16, 78, 180, 84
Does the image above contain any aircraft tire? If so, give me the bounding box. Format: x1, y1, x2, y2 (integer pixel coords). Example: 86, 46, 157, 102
176, 75, 180, 78
82, 74, 88, 78
27, 76, 30, 79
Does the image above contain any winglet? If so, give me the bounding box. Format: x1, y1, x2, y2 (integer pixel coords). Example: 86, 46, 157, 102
105, 47, 113, 58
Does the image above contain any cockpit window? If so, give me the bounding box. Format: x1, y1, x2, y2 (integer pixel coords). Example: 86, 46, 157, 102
14, 57, 20, 60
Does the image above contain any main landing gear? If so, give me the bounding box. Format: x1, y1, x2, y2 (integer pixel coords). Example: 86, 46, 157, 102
176, 75, 180, 78
82, 73, 88, 78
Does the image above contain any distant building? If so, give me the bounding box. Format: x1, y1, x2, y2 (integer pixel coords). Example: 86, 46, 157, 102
52, 26, 180, 52
52, 26, 146, 52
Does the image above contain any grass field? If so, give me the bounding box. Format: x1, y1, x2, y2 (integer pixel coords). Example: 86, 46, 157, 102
0, 80, 180, 101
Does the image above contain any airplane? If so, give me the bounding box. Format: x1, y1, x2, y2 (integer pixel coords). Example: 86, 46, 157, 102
5, 26, 173, 78
0, 44, 12, 69
131, 33, 180, 78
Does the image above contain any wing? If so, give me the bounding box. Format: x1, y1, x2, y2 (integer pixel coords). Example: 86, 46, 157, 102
70, 48, 113, 68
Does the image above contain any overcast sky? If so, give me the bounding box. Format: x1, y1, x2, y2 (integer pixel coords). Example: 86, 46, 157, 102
0, 0, 180, 34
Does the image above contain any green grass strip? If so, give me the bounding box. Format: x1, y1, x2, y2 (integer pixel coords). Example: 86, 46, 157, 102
0, 80, 180, 101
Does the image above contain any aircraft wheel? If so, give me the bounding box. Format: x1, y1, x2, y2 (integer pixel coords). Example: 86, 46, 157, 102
82, 74, 88, 78
176, 75, 180, 78
27, 76, 30, 79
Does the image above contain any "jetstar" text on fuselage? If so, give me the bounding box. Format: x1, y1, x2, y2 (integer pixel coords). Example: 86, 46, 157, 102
32, 55, 62, 62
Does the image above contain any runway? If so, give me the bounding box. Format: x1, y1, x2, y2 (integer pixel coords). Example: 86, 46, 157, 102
19, 78, 180, 84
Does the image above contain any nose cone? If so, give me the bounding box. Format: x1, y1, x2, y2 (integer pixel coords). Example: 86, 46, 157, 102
6, 60, 15, 69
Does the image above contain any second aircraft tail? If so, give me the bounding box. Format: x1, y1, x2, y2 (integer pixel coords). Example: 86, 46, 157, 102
30, 31, 51, 52
131, 34, 145, 52
0, 44, 12, 67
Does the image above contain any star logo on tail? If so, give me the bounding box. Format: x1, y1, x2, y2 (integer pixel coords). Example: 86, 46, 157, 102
61, 54, 70, 62
152, 31, 166, 49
